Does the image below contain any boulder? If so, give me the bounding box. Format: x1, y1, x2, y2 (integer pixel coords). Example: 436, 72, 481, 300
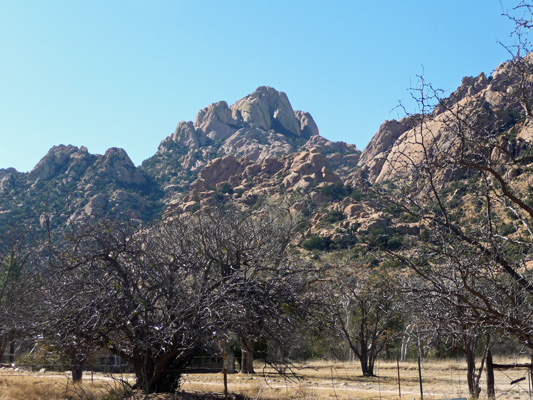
195, 101, 237, 141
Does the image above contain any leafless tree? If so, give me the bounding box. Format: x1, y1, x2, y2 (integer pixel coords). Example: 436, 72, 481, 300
404, 274, 492, 398
0, 227, 39, 363
320, 257, 404, 377
42, 199, 311, 393
168, 200, 308, 373
354, 0, 533, 394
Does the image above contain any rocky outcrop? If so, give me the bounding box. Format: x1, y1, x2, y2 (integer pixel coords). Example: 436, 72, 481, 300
159, 121, 206, 151
90, 148, 147, 186
195, 101, 237, 142
144, 86, 331, 196
190, 155, 250, 193
281, 148, 342, 191
357, 118, 414, 180
174, 147, 344, 217
159, 86, 318, 154
29, 145, 93, 181
295, 110, 320, 138
303, 135, 360, 179
218, 128, 294, 163
231, 87, 304, 137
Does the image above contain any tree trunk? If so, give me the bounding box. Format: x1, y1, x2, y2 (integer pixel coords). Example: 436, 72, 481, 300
487, 351, 495, 400
0, 337, 10, 362
8, 341, 14, 364
240, 336, 255, 374
466, 347, 481, 399
360, 347, 375, 376
131, 350, 195, 393
222, 340, 235, 374
70, 353, 85, 383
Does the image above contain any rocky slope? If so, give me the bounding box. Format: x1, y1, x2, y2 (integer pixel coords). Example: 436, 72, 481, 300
0, 144, 161, 234
140, 86, 359, 200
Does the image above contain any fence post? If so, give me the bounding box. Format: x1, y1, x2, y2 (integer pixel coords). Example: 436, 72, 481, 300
418, 357, 424, 400
221, 340, 228, 400
397, 357, 401, 399
487, 350, 495, 400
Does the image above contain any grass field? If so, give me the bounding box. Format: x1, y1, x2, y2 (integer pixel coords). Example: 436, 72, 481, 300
1, 358, 532, 399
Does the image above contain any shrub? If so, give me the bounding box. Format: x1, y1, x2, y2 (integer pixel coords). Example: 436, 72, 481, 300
217, 182, 234, 195
301, 236, 333, 251
319, 183, 348, 200
322, 209, 345, 224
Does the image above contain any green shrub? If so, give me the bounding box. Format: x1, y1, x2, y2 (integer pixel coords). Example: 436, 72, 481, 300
322, 209, 345, 224
319, 183, 348, 200
500, 223, 517, 235
301, 236, 333, 251
350, 188, 364, 201
217, 182, 234, 195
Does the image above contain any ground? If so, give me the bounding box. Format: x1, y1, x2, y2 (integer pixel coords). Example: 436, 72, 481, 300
0, 358, 531, 399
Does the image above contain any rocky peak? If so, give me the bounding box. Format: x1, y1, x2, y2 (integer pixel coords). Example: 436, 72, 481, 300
294, 110, 320, 138
29, 145, 91, 180
0, 168, 18, 179
357, 118, 415, 181
433, 73, 490, 115
159, 121, 206, 151
159, 86, 319, 153
145, 86, 327, 196
231, 86, 304, 137
93, 147, 147, 185
194, 101, 237, 142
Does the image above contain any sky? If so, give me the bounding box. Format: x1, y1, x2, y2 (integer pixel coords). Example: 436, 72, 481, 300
0, 0, 521, 172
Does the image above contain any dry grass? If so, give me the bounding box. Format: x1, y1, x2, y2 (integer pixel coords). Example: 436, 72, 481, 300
1, 357, 533, 399
0, 370, 130, 400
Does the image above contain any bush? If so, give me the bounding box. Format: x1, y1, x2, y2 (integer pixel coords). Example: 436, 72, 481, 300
217, 182, 234, 195
322, 209, 345, 224
319, 183, 348, 200
301, 236, 333, 251
500, 223, 517, 235
350, 188, 363, 201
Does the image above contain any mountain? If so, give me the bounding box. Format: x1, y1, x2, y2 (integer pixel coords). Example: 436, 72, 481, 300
140, 86, 358, 199
0, 86, 360, 234
1, 56, 528, 248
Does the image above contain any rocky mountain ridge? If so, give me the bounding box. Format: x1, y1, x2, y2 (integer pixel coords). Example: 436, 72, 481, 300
0, 86, 360, 234
1, 57, 527, 247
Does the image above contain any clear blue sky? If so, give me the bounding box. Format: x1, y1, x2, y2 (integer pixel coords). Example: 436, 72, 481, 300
0, 0, 519, 172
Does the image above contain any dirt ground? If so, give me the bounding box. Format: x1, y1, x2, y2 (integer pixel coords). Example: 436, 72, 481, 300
1, 358, 532, 399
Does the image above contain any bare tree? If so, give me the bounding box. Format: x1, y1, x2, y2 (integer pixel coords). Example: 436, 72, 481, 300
42, 199, 311, 393
404, 275, 492, 398
0, 227, 39, 363
171, 200, 306, 373
353, 0, 533, 391
321, 257, 404, 377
